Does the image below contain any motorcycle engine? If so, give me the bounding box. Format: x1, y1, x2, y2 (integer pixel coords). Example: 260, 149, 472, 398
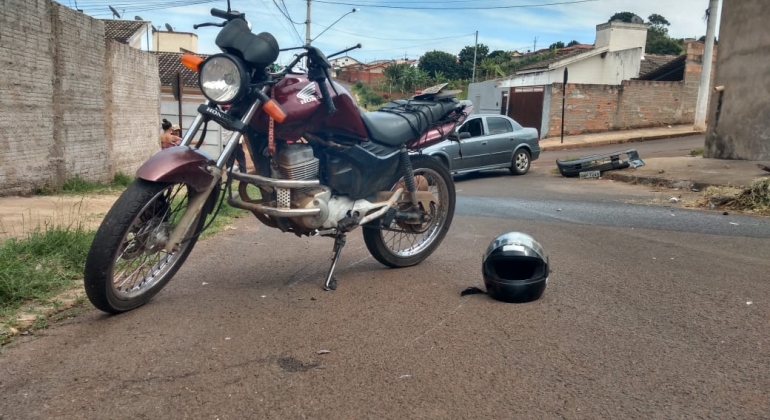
273, 143, 331, 230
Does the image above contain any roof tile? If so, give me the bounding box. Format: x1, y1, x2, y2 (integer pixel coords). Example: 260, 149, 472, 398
153, 51, 209, 88
101, 20, 147, 44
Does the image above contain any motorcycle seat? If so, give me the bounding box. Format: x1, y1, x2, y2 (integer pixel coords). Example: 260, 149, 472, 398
360, 99, 460, 147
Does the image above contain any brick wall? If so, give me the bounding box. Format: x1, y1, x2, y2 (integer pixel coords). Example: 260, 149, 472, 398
546, 81, 691, 137
0, 0, 160, 195
105, 41, 161, 176
51, 4, 110, 183
0, 0, 57, 194
544, 42, 716, 138
336, 69, 386, 85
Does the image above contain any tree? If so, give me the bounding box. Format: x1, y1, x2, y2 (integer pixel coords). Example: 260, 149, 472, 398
548, 41, 565, 50
607, 12, 683, 55
488, 50, 508, 60
647, 13, 670, 29
567, 40, 580, 47
608, 11, 642, 23
645, 13, 682, 55
458, 44, 489, 79
418, 50, 461, 80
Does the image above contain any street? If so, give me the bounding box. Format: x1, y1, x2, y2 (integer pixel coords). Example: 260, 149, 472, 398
1, 137, 769, 419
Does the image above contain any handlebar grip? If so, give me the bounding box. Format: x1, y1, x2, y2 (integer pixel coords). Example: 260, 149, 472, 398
316, 80, 337, 115
211, 8, 229, 19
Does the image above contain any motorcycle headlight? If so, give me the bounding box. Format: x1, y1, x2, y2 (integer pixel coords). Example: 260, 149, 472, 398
199, 54, 249, 104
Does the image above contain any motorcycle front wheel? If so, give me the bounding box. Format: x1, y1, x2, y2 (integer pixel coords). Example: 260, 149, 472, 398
84, 179, 211, 314
363, 155, 456, 268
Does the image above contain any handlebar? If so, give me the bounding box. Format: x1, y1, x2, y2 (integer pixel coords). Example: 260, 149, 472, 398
316, 79, 337, 115
210, 8, 229, 19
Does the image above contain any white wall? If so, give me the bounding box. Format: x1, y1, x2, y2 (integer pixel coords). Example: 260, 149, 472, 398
161, 93, 228, 160
595, 22, 648, 55
499, 48, 643, 88
467, 80, 507, 114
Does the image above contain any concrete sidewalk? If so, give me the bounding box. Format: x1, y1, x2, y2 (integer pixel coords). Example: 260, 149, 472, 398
602, 156, 770, 190
540, 125, 700, 152
539, 124, 770, 190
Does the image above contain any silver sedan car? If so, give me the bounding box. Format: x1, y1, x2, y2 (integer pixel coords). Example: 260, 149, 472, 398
423, 114, 540, 175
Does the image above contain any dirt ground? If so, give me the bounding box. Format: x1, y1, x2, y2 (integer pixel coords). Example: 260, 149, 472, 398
0, 194, 120, 240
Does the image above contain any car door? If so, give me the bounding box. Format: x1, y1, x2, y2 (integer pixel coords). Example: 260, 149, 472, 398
485, 116, 516, 166
455, 117, 489, 170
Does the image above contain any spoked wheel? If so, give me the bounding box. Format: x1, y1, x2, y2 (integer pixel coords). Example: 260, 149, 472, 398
84, 179, 212, 314
363, 155, 456, 268
510, 149, 531, 175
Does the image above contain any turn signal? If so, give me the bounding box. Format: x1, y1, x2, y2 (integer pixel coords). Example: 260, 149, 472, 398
181, 54, 204, 72
263, 100, 287, 123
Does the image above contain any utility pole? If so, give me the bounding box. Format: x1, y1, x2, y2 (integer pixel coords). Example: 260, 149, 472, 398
534, 36, 538, 53
305, 0, 311, 46
304, 0, 311, 68
471, 30, 478, 83
694, 0, 719, 131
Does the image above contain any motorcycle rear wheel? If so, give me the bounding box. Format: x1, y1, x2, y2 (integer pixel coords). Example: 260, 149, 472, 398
363, 155, 456, 268
83, 179, 210, 314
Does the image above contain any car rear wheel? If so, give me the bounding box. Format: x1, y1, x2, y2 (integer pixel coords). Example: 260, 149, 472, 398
510, 149, 531, 175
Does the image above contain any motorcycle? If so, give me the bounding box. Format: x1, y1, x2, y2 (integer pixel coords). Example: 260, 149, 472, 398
83, 2, 474, 314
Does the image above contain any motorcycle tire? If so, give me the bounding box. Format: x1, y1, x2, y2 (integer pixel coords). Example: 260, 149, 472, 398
363, 155, 456, 268
83, 179, 211, 314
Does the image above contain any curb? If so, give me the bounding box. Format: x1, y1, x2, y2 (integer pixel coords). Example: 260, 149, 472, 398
602, 172, 722, 190
541, 131, 701, 152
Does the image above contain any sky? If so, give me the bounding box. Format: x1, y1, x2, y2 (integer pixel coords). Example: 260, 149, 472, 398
65, 0, 721, 65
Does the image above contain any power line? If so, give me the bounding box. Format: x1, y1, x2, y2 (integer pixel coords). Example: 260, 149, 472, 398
303, 0, 600, 10
270, 0, 305, 43
313, 24, 475, 42
257, 0, 305, 45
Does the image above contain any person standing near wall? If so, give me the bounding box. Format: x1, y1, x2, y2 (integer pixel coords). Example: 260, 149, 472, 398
160, 119, 182, 149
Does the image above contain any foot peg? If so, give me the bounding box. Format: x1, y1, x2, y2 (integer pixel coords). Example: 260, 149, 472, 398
323, 234, 346, 291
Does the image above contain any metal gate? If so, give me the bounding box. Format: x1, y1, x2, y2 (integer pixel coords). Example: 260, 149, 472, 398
507, 86, 545, 137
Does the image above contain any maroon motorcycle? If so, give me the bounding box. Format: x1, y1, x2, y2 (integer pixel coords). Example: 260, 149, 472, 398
83, 3, 474, 314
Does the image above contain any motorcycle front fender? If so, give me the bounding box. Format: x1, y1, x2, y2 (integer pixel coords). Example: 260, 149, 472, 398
136, 147, 217, 192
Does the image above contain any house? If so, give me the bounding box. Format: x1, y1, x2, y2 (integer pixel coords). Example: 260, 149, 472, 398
101, 19, 152, 50
469, 21, 650, 134
638, 53, 682, 81
153, 29, 198, 53
331, 55, 361, 69
468, 21, 713, 138
336, 58, 418, 84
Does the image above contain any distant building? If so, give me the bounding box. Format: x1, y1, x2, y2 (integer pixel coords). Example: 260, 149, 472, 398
101, 19, 151, 50
153, 30, 198, 53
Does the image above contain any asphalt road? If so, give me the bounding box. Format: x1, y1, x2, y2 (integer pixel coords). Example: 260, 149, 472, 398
2, 135, 769, 420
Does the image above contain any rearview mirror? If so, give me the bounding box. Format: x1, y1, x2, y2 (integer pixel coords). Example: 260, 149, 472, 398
449, 131, 471, 141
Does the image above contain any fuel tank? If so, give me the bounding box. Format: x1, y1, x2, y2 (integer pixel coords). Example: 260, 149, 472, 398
251, 74, 370, 141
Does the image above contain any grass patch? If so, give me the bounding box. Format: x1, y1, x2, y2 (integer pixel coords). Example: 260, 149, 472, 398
1, 180, 260, 325
702, 178, 770, 215
690, 148, 704, 157
0, 223, 94, 319
200, 200, 249, 239
35, 172, 134, 196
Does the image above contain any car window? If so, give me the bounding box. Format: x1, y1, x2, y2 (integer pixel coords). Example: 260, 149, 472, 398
487, 117, 513, 135
459, 118, 485, 138
508, 118, 524, 131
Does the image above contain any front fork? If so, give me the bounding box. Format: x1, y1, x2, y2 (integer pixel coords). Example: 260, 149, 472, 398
164, 95, 265, 252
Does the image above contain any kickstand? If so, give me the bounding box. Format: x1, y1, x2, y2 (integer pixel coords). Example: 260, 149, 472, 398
323, 234, 347, 291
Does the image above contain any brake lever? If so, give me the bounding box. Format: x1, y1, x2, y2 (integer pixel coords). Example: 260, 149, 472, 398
193, 22, 226, 30
327, 43, 362, 59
